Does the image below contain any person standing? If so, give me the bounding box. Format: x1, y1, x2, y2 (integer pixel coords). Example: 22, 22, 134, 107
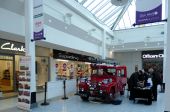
148, 68, 160, 101
128, 71, 139, 100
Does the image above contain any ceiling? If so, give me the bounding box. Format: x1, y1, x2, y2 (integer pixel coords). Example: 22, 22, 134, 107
75, 0, 126, 29
0, 0, 24, 15
75, 0, 166, 30
0, 0, 165, 53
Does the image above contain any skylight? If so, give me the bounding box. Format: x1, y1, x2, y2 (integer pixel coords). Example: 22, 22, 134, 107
76, 0, 166, 30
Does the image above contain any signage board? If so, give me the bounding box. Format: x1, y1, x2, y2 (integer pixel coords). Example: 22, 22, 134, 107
0, 39, 25, 55
53, 50, 98, 63
136, 0, 162, 25
33, 0, 45, 41
17, 56, 31, 111
142, 50, 164, 59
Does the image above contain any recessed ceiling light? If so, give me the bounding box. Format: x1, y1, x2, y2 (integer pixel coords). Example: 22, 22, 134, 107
48, 19, 52, 23
135, 49, 138, 51
145, 43, 147, 46
122, 45, 124, 48
157, 42, 160, 46
64, 26, 68, 29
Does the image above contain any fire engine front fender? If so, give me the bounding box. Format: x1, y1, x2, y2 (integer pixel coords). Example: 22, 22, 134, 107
105, 84, 116, 94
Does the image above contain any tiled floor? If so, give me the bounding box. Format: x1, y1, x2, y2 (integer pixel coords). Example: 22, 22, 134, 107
0, 91, 165, 112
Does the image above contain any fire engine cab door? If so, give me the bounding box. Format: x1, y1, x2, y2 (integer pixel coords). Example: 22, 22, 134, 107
116, 69, 126, 92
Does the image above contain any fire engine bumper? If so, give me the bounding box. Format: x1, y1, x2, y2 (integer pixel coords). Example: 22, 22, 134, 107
79, 89, 107, 98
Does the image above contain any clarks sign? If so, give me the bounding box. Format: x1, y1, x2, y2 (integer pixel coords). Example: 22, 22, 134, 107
0, 39, 25, 55
1, 42, 25, 52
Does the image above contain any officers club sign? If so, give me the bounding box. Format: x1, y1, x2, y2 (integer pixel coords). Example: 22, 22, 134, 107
0, 39, 25, 55
142, 54, 164, 59
142, 50, 164, 59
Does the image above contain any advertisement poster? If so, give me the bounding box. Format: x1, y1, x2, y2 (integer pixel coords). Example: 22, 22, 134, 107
136, 0, 162, 25
17, 56, 31, 111
33, 0, 44, 41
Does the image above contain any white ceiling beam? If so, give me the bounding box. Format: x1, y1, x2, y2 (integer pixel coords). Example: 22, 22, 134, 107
111, 0, 133, 30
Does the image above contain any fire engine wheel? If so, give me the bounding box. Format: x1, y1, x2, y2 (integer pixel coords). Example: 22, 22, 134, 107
81, 95, 89, 101
120, 91, 124, 95
120, 86, 125, 95
105, 87, 115, 103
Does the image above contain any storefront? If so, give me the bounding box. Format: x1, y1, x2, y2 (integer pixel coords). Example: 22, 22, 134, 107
35, 46, 50, 89
0, 39, 25, 92
0, 39, 50, 93
142, 50, 163, 72
53, 49, 98, 80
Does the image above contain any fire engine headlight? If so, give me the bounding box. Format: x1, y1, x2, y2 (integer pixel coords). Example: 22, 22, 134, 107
98, 82, 102, 86
99, 90, 103, 94
102, 79, 109, 84
109, 78, 112, 82
87, 82, 90, 85
80, 88, 84, 91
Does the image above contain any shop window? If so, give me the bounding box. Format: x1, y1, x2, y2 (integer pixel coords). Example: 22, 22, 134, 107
0, 55, 14, 92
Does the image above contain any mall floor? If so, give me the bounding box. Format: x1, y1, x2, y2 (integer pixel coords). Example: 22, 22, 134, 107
0, 90, 165, 112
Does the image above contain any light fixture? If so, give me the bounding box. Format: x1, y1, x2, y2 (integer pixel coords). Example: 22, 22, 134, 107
64, 26, 68, 29
65, 13, 73, 18
88, 28, 96, 35
56, 59, 68, 62
157, 42, 160, 46
64, 13, 73, 25
111, 0, 129, 6
48, 19, 52, 23
145, 43, 147, 46
91, 28, 96, 32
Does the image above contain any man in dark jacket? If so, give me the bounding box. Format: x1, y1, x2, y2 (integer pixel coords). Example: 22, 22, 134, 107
128, 72, 139, 100
149, 68, 161, 101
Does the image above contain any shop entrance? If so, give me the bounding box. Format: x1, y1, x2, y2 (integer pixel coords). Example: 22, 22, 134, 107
0, 55, 14, 92
36, 57, 49, 91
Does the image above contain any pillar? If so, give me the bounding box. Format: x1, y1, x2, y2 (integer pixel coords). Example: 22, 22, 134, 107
102, 30, 106, 60
49, 49, 56, 81
164, 0, 170, 111
25, 0, 37, 108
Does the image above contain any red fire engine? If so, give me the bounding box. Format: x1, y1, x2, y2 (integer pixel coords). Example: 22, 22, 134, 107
79, 64, 127, 102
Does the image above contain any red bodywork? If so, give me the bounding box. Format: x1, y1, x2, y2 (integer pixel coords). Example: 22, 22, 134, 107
79, 64, 127, 101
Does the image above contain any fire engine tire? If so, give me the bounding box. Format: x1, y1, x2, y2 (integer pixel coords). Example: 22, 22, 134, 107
120, 91, 124, 95
105, 87, 115, 103
81, 96, 89, 101
147, 99, 152, 105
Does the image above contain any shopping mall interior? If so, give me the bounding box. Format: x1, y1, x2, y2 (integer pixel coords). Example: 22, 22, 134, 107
0, 0, 170, 112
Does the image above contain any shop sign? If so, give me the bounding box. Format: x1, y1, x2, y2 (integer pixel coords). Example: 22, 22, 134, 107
142, 54, 164, 59
86, 56, 98, 63
53, 50, 98, 63
1, 42, 25, 52
0, 39, 25, 55
58, 54, 79, 61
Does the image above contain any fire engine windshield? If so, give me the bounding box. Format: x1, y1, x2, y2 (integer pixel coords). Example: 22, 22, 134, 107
92, 68, 116, 76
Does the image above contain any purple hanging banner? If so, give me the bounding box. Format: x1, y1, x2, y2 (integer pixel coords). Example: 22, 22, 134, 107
33, 0, 45, 41
136, 0, 162, 25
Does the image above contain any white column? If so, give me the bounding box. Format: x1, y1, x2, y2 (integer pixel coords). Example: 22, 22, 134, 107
50, 57, 56, 81
102, 30, 106, 59
25, 0, 37, 101
164, 0, 170, 111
